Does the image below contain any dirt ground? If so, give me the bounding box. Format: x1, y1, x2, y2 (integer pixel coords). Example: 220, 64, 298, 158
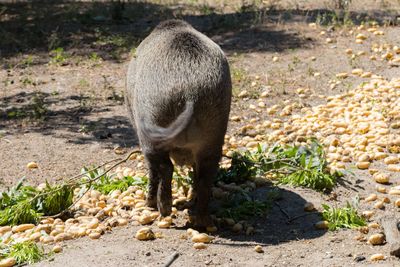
1, 0, 400, 266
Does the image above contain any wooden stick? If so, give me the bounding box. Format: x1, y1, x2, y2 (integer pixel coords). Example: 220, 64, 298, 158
381, 215, 400, 257
163, 252, 179, 267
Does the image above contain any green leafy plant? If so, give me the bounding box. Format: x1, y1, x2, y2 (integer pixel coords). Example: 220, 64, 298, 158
321, 202, 366, 231
217, 189, 280, 221
217, 140, 340, 192
277, 140, 340, 191
0, 241, 45, 265
0, 179, 73, 226
81, 167, 148, 195
172, 168, 192, 193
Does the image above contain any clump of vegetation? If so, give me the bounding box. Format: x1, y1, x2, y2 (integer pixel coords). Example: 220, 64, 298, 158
217, 140, 340, 192
0, 241, 45, 265
220, 200, 269, 221
0, 179, 74, 226
321, 202, 366, 231
217, 188, 281, 221
81, 167, 148, 195
276, 141, 340, 191
49, 47, 68, 64
6, 93, 48, 121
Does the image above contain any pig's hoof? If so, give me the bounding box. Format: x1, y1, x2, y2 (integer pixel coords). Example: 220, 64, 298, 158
158, 201, 172, 217
187, 214, 214, 230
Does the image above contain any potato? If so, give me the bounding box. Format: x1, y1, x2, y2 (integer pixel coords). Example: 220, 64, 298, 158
192, 233, 213, 243
0, 226, 11, 235
157, 221, 171, 229
376, 186, 387, 193
374, 171, 390, 184
374, 201, 384, 209
368, 222, 380, 229
356, 161, 370, 169
52, 245, 63, 253
138, 214, 154, 225
0, 258, 16, 267
89, 232, 101, 240
41, 236, 55, 244
54, 233, 72, 242
368, 233, 385, 245
384, 156, 399, 165
187, 228, 199, 237
117, 218, 129, 226
365, 193, 377, 202
27, 162, 38, 169
135, 227, 155, 241
388, 164, 400, 172
231, 223, 243, 232
12, 224, 35, 233
370, 253, 385, 261
362, 211, 375, 219
389, 189, 400, 195
193, 242, 207, 249
315, 221, 329, 229
254, 245, 264, 253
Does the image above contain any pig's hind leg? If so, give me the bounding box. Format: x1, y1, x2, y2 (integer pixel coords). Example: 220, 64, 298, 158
144, 150, 173, 216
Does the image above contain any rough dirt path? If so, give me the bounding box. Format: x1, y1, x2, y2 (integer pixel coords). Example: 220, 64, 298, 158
1, 1, 400, 266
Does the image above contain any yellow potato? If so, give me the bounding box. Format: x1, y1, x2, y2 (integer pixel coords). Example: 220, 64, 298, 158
370, 253, 385, 261
254, 245, 264, 253
193, 242, 207, 249
0, 258, 16, 267
192, 233, 213, 243
27, 162, 38, 169
135, 227, 155, 241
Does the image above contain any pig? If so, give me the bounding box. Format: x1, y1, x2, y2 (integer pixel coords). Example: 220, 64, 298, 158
125, 19, 232, 227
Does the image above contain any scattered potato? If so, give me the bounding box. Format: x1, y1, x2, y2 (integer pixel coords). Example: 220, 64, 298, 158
193, 242, 207, 249
362, 211, 375, 219
0, 258, 16, 267
365, 194, 377, 202
52, 245, 63, 253
27, 162, 38, 169
12, 224, 35, 233
192, 233, 213, 243
89, 232, 101, 240
135, 227, 155, 241
370, 253, 385, 261
315, 221, 329, 230
368, 233, 385, 245
254, 245, 264, 253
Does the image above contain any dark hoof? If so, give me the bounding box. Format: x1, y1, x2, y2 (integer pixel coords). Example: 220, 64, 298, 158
186, 214, 215, 230
158, 200, 172, 217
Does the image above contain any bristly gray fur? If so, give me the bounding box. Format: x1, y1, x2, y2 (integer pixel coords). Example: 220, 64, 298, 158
125, 19, 232, 226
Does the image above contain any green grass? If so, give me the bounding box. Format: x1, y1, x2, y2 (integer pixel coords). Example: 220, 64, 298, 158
49, 47, 68, 65
0, 241, 45, 265
322, 202, 366, 231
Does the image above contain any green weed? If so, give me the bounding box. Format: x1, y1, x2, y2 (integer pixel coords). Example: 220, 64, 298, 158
321, 202, 366, 231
